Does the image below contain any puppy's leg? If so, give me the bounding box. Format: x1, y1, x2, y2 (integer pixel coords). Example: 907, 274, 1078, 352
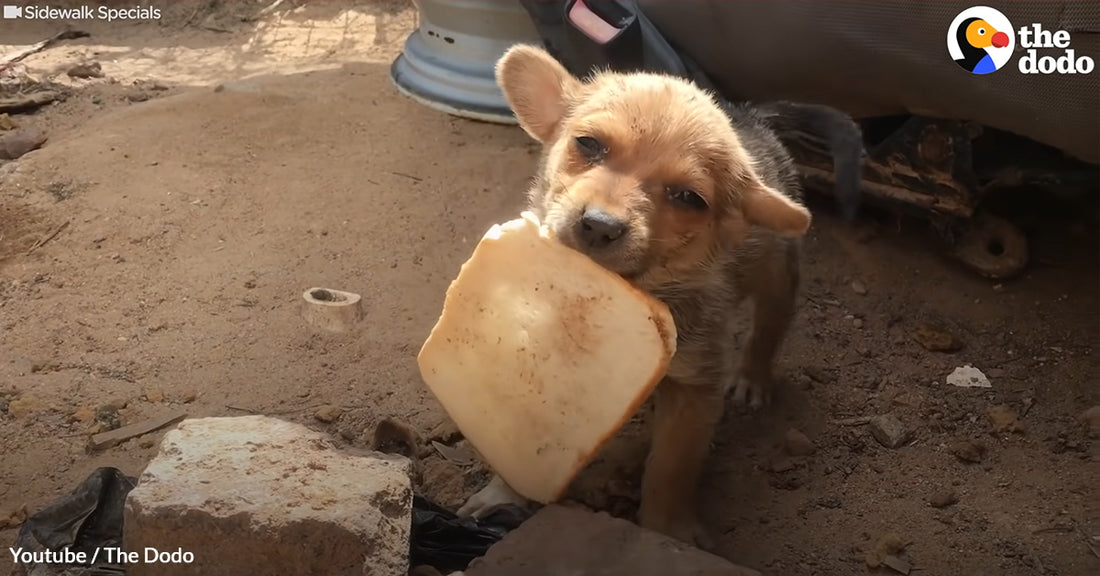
732, 242, 800, 409
638, 379, 724, 549
457, 474, 529, 519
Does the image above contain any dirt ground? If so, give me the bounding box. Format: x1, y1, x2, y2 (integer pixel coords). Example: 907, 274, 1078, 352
1, 2, 1098, 575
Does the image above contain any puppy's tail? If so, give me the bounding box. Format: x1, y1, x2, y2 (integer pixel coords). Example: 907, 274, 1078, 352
755, 101, 866, 222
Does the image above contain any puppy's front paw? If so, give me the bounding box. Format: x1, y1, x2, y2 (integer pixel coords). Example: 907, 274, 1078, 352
731, 373, 769, 411
456, 475, 529, 519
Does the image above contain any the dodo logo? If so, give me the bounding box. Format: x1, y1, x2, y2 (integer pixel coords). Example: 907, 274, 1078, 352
948, 6, 1096, 75
947, 6, 1014, 74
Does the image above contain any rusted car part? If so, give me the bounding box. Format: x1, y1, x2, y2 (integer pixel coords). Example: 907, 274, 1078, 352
779, 116, 1036, 280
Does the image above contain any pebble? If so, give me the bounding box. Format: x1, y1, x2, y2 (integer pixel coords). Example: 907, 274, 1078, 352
911, 322, 963, 352
6, 396, 41, 420
1080, 406, 1100, 438
951, 440, 987, 463
868, 414, 910, 449
784, 428, 816, 456
770, 458, 796, 473
851, 280, 868, 295
177, 390, 198, 404
144, 388, 165, 403
928, 490, 958, 508
0, 128, 48, 160
313, 405, 342, 423
987, 405, 1024, 434
373, 418, 421, 458
946, 365, 991, 388
70, 405, 96, 423
67, 61, 104, 79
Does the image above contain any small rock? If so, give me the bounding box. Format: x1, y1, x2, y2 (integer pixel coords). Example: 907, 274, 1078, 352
784, 428, 816, 456
95, 404, 122, 431
946, 365, 991, 388
0, 128, 47, 160
7, 395, 41, 420
851, 280, 868, 295
67, 61, 103, 79
126, 91, 150, 103
0, 397, 9, 414
123, 416, 413, 576
1079, 406, 1100, 438
138, 437, 156, 449
243, 279, 257, 289
928, 490, 958, 508
427, 418, 462, 444
70, 405, 97, 424
0, 113, 15, 130
769, 458, 796, 473
313, 405, 342, 423
144, 388, 165, 403
911, 323, 963, 352
177, 390, 198, 404
419, 457, 468, 510
868, 414, 910, 448
951, 439, 987, 463
882, 554, 911, 575
373, 418, 421, 458
0, 505, 28, 530
852, 318, 864, 329
338, 426, 358, 443
464, 505, 760, 576
987, 405, 1024, 434
865, 532, 906, 568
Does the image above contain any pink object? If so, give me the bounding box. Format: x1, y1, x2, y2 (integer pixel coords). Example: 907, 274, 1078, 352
568, 0, 621, 44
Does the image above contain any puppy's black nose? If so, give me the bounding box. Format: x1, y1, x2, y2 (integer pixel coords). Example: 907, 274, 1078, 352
578, 208, 627, 249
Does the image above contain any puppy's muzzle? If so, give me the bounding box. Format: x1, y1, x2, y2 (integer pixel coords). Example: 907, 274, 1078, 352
576, 207, 629, 250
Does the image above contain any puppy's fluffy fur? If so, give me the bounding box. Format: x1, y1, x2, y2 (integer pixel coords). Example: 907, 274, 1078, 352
482, 45, 813, 547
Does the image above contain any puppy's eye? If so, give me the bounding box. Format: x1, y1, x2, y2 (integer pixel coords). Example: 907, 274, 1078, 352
574, 136, 605, 161
667, 187, 708, 211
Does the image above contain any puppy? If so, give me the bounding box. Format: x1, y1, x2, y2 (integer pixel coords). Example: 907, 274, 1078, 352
458, 45, 812, 548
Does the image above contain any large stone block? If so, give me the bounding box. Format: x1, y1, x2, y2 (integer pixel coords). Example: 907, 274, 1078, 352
123, 415, 412, 576
465, 505, 763, 576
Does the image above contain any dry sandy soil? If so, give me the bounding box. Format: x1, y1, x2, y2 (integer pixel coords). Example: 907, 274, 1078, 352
1, 1, 1098, 575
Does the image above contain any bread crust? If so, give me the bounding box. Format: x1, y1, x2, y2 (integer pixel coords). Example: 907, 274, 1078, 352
417, 211, 677, 502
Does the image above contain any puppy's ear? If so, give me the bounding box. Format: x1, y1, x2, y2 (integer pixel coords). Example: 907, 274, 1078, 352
495, 45, 579, 143
740, 179, 812, 237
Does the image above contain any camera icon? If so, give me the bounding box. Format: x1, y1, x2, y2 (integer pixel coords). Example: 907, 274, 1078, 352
2, 5, 23, 18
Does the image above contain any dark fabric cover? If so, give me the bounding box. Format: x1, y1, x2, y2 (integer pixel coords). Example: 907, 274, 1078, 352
638, 0, 1099, 164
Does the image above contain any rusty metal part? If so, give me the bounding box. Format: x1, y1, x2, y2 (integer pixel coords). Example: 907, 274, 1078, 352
777, 114, 1034, 279
778, 116, 980, 220
948, 212, 1029, 280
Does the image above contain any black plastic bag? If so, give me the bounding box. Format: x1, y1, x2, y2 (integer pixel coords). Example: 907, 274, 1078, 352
410, 495, 532, 573
14, 467, 135, 576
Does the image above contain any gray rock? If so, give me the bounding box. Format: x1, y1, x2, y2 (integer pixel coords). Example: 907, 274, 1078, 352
465, 505, 761, 576
784, 428, 816, 457
124, 415, 412, 576
868, 414, 910, 449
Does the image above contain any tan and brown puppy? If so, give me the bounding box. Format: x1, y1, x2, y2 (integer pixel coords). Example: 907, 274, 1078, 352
459, 44, 813, 548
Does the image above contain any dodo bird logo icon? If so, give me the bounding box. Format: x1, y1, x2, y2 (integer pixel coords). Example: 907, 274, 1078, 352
947, 6, 1015, 74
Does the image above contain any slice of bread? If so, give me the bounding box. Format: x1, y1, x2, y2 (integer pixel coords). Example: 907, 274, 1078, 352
417, 211, 677, 504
